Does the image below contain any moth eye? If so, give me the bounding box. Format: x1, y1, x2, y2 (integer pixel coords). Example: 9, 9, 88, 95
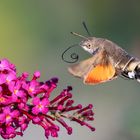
87, 44, 91, 49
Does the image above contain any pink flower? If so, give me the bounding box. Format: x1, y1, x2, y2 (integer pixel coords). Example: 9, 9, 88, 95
0, 58, 95, 139
0, 71, 16, 85
1, 126, 16, 139
32, 97, 49, 115
22, 80, 40, 97
9, 81, 26, 101
0, 107, 19, 125
0, 59, 12, 71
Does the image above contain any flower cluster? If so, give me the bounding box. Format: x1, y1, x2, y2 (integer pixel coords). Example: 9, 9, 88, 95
0, 59, 95, 139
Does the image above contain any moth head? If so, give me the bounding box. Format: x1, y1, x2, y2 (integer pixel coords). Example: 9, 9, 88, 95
70, 32, 100, 55
80, 37, 99, 55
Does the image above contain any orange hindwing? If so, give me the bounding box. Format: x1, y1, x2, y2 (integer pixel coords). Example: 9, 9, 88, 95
84, 64, 116, 84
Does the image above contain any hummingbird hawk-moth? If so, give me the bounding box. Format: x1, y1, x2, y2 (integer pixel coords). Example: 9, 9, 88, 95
63, 31, 140, 85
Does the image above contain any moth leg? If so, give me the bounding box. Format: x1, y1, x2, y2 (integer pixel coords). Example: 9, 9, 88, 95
120, 71, 135, 80
120, 72, 131, 80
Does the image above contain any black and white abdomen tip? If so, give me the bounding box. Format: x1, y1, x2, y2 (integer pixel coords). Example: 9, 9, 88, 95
134, 65, 140, 82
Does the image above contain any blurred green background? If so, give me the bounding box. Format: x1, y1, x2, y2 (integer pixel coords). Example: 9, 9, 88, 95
0, 0, 140, 140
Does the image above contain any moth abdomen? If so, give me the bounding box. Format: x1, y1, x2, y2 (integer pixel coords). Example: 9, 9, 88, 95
119, 58, 140, 81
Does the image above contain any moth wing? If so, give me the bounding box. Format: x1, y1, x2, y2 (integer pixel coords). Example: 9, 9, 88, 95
84, 61, 117, 85
68, 50, 117, 85
68, 56, 97, 78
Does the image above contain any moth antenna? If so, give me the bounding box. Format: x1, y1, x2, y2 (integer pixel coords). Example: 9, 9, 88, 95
71, 32, 88, 39
62, 44, 80, 63
82, 21, 91, 36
